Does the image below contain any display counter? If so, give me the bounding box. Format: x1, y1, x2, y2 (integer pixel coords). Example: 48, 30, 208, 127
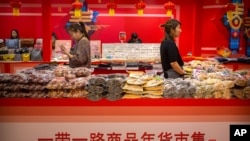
1, 59, 250, 74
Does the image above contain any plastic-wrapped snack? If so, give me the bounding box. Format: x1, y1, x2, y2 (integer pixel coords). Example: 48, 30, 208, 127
48, 90, 58, 98
64, 81, 74, 90
223, 80, 234, 89
11, 83, 22, 91
27, 91, 47, 98
88, 76, 106, 86
20, 68, 36, 74
106, 78, 125, 87
247, 79, 250, 86
46, 77, 67, 90
204, 85, 215, 98
234, 79, 247, 87
15, 92, 25, 98
163, 83, 176, 98
213, 81, 224, 91
58, 90, 68, 98
173, 78, 190, 87
64, 73, 76, 81
186, 85, 196, 97
222, 75, 236, 81
108, 73, 128, 79
243, 86, 250, 98
164, 78, 174, 85
68, 77, 87, 89
207, 73, 220, 79
194, 72, 207, 81
19, 92, 28, 98
193, 86, 206, 98
231, 88, 244, 99
5, 92, 18, 98
0, 83, 4, 90
71, 67, 92, 77
107, 86, 123, 95
67, 89, 87, 98
0, 73, 12, 82
18, 83, 28, 90
174, 85, 187, 98
86, 93, 103, 101
11, 73, 29, 83
1, 91, 8, 98
203, 78, 220, 85
222, 88, 231, 99
54, 65, 71, 77
37, 91, 49, 98
1, 91, 9, 98
93, 74, 108, 78
29, 91, 38, 98
184, 78, 200, 86
213, 90, 223, 98
106, 93, 123, 101
29, 73, 54, 83
2, 83, 11, 91
0, 91, 7, 98
35, 84, 46, 90
4, 83, 20, 91
32, 84, 46, 91
87, 85, 105, 94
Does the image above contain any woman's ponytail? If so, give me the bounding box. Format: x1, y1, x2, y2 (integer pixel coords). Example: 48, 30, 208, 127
79, 22, 89, 40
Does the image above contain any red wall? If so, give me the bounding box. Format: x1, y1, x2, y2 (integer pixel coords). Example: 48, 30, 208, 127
0, 0, 249, 58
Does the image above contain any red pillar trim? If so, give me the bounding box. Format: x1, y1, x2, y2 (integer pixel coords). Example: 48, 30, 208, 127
42, 0, 52, 62
4, 63, 10, 73
193, 0, 202, 56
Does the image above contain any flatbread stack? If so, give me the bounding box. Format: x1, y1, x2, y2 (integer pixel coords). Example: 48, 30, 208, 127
143, 77, 164, 98
122, 71, 164, 99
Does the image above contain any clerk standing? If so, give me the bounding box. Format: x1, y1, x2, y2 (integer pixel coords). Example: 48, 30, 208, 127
160, 19, 185, 78
60, 22, 91, 68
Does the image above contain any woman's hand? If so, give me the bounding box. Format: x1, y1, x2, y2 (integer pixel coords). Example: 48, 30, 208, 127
59, 45, 67, 54
60, 45, 74, 59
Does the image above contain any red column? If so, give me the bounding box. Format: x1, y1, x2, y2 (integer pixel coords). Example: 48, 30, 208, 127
193, 0, 202, 56
42, 0, 52, 62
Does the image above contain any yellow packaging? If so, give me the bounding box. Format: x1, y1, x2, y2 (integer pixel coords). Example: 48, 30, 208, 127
22, 53, 30, 61
3, 54, 15, 61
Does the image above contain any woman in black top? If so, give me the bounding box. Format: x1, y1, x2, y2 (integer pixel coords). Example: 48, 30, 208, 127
160, 19, 185, 78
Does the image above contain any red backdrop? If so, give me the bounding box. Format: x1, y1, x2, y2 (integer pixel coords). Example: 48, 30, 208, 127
0, 0, 249, 58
